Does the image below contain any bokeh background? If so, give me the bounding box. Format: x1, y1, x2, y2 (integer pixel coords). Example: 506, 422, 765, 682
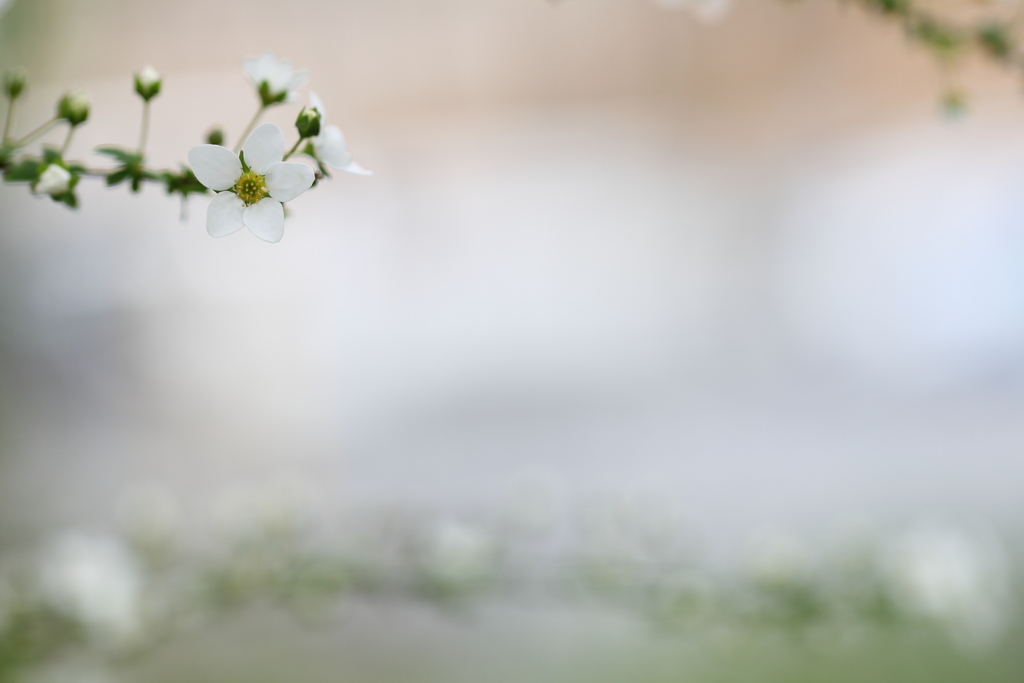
2, 0, 1024, 680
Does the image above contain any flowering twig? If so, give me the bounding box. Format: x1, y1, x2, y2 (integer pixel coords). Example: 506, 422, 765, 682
1, 52, 370, 243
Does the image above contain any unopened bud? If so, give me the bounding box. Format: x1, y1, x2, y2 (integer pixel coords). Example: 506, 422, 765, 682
57, 90, 90, 126
206, 127, 225, 146
295, 106, 321, 139
34, 164, 71, 196
134, 65, 162, 101
4, 69, 26, 100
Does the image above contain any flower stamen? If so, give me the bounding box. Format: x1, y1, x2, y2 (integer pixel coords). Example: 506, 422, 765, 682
233, 171, 269, 205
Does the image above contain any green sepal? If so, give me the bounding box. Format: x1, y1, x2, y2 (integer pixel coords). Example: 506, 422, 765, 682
258, 81, 289, 107
134, 75, 161, 102
161, 166, 208, 197
4, 158, 40, 182
52, 191, 78, 208
106, 168, 131, 186
4, 69, 26, 100
56, 91, 89, 126
239, 150, 251, 174
206, 127, 225, 146
295, 107, 321, 138
50, 173, 80, 208
42, 147, 63, 165
977, 24, 1013, 61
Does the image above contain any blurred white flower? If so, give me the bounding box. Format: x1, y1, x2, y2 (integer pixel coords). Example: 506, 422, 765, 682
502, 468, 564, 535
116, 484, 182, 563
244, 51, 308, 104
212, 474, 323, 541
308, 92, 372, 175
34, 164, 71, 196
885, 525, 1010, 648
749, 530, 811, 585
426, 521, 496, 586
188, 122, 314, 243
41, 533, 143, 645
654, 0, 732, 23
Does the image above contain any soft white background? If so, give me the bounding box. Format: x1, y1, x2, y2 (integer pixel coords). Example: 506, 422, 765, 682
1, 0, 1023, 554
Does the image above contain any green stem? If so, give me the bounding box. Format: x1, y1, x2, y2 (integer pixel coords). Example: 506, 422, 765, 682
59, 124, 75, 156
13, 116, 59, 147
137, 100, 150, 155
2, 97, 13, 143
234, 105, 266, 153
282, 136, 305, 161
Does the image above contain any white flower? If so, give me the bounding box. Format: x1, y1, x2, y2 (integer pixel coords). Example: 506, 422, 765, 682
244, 51, 308, 104
41, 533, 143, 645
308, 92, 372, 175
654, 0, 732, 23
426, 521, 496, 587
34, 164, 71, 196
885, 526, 1010, 649
188, 123, 315, 243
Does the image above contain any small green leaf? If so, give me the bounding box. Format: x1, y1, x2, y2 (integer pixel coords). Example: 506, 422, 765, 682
53, 191, 78, 208
106, 168, 131, 186
95, 146, 138, 164
0, 143, 16, 167
4, 158, 40, 182
42, 147, 62, 164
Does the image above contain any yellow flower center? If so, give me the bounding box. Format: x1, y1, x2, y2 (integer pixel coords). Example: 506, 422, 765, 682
233, 171, 269, 205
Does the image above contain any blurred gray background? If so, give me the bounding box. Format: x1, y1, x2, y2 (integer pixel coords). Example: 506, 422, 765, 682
2, 0, 1024, 554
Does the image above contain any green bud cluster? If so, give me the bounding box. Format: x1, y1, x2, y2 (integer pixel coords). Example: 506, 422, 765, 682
57, 90, 90, 126
4, 69, 26, 100
295, 106, 321, 138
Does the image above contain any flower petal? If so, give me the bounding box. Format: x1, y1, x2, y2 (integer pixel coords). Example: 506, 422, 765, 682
188, 145, 241, 191
313, 126, 353, 170
343, 160, 373, 176
243, 198, 285, 243
207, 192, 245, 237
243, 123, 284, 175
243, 51, 277, 84
265, 162, 315, 203
286, 71, 309, 93
309, 91, 327, 118
266, 61, 295, 94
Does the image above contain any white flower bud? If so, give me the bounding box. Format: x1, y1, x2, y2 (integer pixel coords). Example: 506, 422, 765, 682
134, 65, 162, 101
34, 164, 71, 196
57, 89, 90, 125
138, 65, 160, 89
